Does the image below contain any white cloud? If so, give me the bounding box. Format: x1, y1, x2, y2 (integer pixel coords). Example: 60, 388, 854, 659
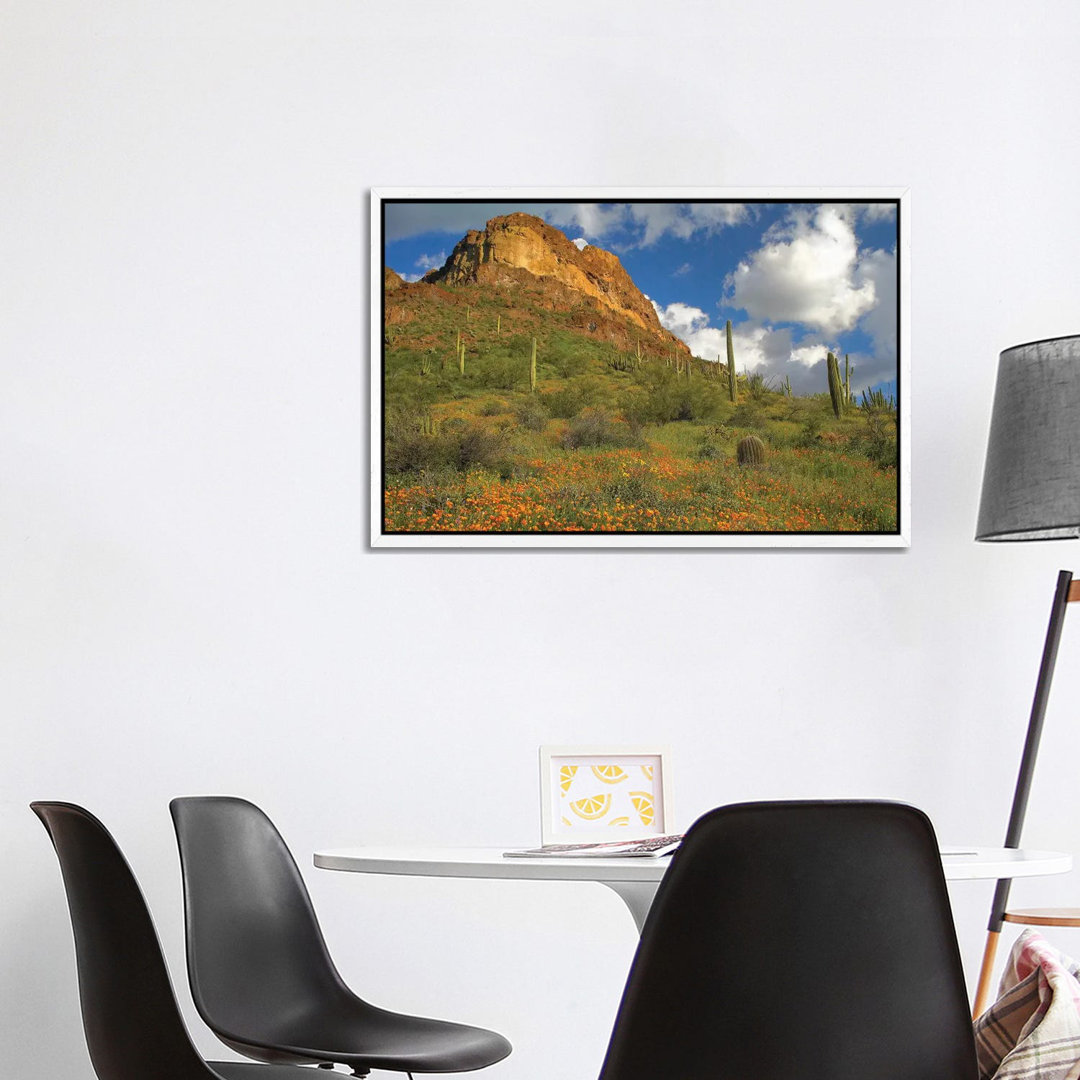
789, 342, 831, 368
571, 237, 588, 251
727, 205, 877, 335
547, 202, 749, 248
414, 251, 446, 271
402, 272, 424, 283
855, 246, 897, 364
651, 300, 870, 394
651, 303, 782, 373
650, 300, 709, 338
861, 202, 898, 223
384, 200, 752, 252
673, 262, 692, 276
546, 203, 627, 240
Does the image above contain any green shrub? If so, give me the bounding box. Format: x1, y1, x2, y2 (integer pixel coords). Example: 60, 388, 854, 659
384, 407, 510, 475
627, 366, 725, 424
731, 402, 766, 429
797, 413, 823, 447
745, 372, 776, 402
544, 330, 592, 377
454, 425, 510, 470
544, 377, 606, 419
477, 357, 524, 391
561, 407, 640, 450
515, 397, 551, 432
851, 412, 898, 469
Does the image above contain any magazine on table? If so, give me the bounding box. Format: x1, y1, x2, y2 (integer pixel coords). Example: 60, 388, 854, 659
504, 834, 683, 859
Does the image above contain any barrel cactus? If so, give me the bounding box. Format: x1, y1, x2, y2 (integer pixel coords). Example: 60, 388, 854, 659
736, 434, 766, 466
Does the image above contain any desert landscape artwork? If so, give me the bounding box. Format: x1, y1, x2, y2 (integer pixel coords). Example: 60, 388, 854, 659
373, 191, 906, 547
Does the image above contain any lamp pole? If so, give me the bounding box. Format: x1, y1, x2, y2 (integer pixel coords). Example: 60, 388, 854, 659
971, 569, 1077, 1017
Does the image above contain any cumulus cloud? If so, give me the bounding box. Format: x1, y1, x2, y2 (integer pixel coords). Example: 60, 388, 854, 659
789, 342, 832, 368
727, 205, 877, 336
673, 262, 692, 276
546, 203, 627, 240
650, 300, 709, 338
861, 202, 898, 223
651, 299, 869, 394
414, 251, 446, 272
571, 237, 588, 251
651, 302, 788, 374
546, 202, 750, 248
855, 246, 897, 364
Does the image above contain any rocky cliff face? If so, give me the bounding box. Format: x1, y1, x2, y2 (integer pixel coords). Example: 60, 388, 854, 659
422, 213, 668, 337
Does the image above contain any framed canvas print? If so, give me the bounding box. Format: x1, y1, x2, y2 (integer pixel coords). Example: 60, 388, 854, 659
373, 187, 909, 548
539, 745, 672, 845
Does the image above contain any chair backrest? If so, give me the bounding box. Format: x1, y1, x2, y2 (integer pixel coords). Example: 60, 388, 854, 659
169, 796, 351, 1042
598, 801, 978, 1080
31, 802, 218, 1080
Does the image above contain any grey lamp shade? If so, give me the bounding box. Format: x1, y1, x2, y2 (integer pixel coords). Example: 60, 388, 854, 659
976, 334, 1080, 541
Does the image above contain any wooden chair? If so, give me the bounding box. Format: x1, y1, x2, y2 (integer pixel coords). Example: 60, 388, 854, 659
1004, 909, 1080, 928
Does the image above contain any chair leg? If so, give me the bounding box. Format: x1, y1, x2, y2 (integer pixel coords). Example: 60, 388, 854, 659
972, 928, 1001, 1019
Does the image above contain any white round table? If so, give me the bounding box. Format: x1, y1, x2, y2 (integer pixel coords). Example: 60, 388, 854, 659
314, 845, 1073, 933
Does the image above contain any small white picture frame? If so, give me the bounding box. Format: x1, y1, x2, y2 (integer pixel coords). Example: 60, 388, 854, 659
539, 745, 672, 845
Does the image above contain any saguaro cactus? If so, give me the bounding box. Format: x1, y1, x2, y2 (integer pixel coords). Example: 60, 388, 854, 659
844, 354, 853, 406
459, 338, 465, 376
826, 351, 844, 418
736, 434, 766, 465
726, 320, 737, 402
530, 337, 537, 392
496, 314, 501, 336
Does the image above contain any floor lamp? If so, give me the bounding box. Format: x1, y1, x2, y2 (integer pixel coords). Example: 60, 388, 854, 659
972, 334, 1080, 1018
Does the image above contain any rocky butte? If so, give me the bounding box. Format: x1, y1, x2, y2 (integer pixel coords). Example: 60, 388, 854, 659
420, 213, 682, 347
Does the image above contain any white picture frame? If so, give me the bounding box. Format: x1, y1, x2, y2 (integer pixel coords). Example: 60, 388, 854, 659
538, 745, 673, 845
372, 187, 910, 549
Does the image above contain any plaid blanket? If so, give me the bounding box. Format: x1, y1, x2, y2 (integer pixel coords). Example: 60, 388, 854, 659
975, 929, 1080, 1079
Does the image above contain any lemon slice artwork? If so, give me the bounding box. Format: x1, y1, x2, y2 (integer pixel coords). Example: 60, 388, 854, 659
609, 816, 630, 827
641, 764, 654, 781
569, 793, 612, 821
630, 791, 655, 827
591, 764, 628, 785
559, 764, 578, 793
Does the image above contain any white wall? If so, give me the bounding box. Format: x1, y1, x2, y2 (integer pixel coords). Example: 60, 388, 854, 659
5, 2, 1080, 1076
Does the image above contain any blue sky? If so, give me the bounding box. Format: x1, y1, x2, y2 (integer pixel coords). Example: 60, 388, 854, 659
383, 200, 898, 396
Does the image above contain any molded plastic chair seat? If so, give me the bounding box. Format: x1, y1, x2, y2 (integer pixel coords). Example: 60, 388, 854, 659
220, 998, 512, 1074
31, 801, 321, 1080
596, 801, 979, 1080
170, 796, 511, 1076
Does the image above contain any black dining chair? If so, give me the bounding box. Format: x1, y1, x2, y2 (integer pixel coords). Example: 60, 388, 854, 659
597, 800, 979, 1080
169, 795, 511, 1078
30, 801, 318, 1080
